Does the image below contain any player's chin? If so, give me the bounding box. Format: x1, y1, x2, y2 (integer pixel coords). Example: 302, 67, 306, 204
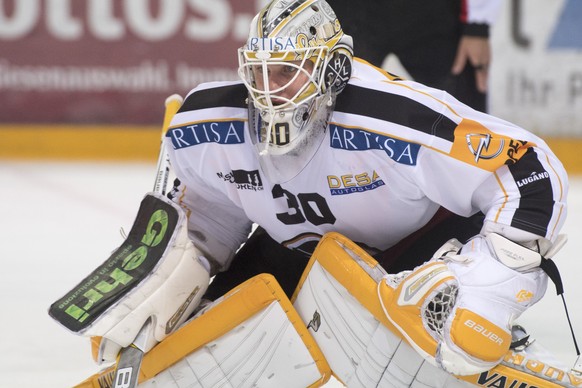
270, 96, 288, 106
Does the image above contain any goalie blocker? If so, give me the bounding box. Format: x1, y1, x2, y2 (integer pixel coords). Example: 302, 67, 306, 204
49, 192, 210, 363
74, 232, 581, 387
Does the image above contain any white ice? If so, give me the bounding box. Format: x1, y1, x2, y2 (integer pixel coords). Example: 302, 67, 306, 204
1, 161, 581, 387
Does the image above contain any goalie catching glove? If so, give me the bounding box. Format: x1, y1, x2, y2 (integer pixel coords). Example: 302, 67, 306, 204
49, 193, 210, 364
379, 232, 558, 376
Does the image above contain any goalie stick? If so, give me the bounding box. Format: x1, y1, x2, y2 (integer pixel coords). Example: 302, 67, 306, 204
110, 94, 183, 388
112, 318, 152, 388
152, 94, 182, 196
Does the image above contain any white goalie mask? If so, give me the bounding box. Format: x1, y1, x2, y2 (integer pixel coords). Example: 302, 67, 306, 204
238, 0, 353, 183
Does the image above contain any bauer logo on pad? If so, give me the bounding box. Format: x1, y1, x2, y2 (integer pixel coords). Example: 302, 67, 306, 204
49, 194, 179, 333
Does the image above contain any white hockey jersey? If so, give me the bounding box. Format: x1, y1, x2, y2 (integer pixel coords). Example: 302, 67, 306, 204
166, 59, 568, 272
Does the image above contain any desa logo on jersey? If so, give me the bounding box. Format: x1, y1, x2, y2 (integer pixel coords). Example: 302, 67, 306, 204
327, 170, 385, 196
330, 125, 420, 165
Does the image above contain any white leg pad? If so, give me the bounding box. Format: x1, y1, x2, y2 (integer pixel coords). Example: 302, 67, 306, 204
142, 302, 320, 387
74, 274, 331, 387
291, 233, 580, 388
292, 233, 475, 388
136, 274, 330, 387
294, 260, 398, 387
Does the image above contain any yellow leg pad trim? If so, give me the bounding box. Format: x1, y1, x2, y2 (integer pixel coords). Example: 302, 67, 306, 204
449, 308, 511, 363
461, 357, 582, 387
292, 232, 395, 331
75, 274, 331, 387
90, 336, 102, 364
292, 232, 577, 388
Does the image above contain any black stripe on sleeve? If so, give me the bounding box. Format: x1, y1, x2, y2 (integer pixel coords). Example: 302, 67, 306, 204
508, 148, 554, 236
179, 84, 248, 113
335, 85, 457, 142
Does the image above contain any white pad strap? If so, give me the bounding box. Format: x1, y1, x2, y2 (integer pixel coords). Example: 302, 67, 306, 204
484, 232, 567, 296
486, 233, 543, 271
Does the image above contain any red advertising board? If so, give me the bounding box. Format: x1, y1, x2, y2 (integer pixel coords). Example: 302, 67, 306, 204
1, 0, 264, 124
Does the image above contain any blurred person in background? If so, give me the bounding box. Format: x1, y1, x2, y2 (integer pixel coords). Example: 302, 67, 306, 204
330, 0, 502, 112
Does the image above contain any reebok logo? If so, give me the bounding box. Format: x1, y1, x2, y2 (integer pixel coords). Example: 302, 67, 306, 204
165, 285, 201, 334
217, 169, 263, 191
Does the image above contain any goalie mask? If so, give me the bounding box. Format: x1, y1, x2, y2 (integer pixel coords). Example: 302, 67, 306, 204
238, 0, 353, 183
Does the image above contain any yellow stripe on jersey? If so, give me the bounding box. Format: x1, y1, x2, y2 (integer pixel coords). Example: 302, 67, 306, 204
492, 171, 510, 223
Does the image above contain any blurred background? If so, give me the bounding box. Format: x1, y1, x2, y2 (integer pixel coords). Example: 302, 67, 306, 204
1, 0, 581, 168
1, 0, 266, 161
1, 1, 582, 387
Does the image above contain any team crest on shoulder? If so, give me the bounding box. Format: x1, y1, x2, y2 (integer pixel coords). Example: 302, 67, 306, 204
465, 133, 505, 163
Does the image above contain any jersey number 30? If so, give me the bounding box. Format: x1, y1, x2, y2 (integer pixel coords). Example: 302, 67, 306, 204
273, 184, 336, 226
